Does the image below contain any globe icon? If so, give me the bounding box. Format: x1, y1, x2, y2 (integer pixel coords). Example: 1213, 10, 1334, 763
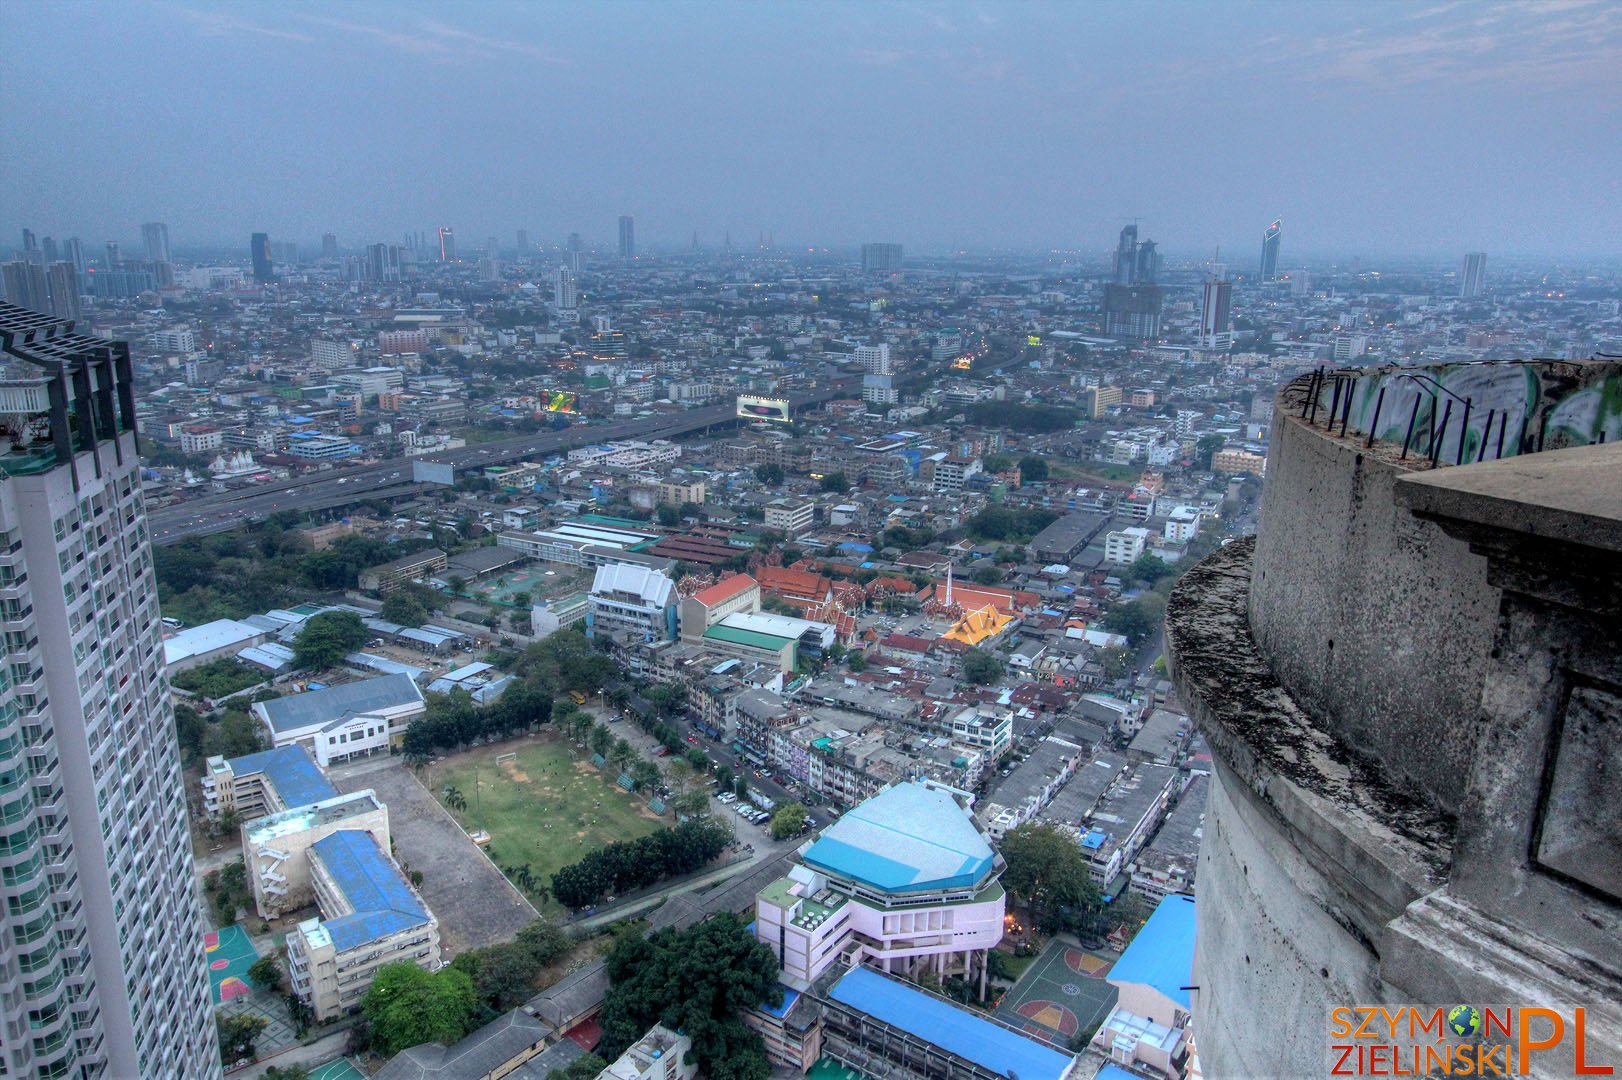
1447, 1005, 1482, 1039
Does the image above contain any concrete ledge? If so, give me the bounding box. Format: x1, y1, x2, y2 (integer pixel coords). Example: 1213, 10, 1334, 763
1166, 538, 1454, 936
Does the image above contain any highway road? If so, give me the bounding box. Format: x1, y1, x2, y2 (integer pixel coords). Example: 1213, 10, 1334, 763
148, 387, 846, 546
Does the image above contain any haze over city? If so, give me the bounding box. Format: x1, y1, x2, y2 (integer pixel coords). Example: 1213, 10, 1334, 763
4, 0, 1620, 256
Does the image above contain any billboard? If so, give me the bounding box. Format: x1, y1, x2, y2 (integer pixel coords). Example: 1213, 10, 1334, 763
543, 389, 578, 413
412, 460, 455, 486
736, 395, 791, 423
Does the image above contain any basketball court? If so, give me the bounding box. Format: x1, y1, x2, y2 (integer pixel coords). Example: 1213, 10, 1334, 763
308, 1059, 367, 1080
467, 566, 565, 607
203, 924, 259, 1004
994, 938, 1118, 1044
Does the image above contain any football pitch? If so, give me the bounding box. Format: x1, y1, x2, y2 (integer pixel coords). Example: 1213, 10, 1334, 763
431, 735, 664, 907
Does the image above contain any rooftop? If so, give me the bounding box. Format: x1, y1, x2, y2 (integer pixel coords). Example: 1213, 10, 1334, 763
1107, 893, 1196, 1010
691, 573, 757, 607
222, 745, 337, 808
309, 829, 430, 952
163, 618, 263, 665
702, 623, 794, 653
257, 673, 424, 734
801, 782, 995, 894
827, 967, 1074, 1080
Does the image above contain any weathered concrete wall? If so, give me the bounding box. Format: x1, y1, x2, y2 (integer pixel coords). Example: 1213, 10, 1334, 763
1248, 398, 1496, 813
1193, 759, 1390, 1080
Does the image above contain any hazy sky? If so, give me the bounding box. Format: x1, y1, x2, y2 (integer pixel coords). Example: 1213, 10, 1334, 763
3, 0, 1619, 258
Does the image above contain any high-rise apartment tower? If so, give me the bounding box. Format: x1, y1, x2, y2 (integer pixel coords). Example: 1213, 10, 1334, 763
618, 215, 635, 258
861, 242, 903, 274
0, 302, 220, 1078
1201, 279, 1234, 350
250, 232, 273, 282
141, 222, 171, 265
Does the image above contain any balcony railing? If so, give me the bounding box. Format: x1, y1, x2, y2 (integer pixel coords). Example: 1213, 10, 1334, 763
1290, 358, 1622, 469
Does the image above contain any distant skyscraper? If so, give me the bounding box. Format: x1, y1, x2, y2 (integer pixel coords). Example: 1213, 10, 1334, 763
1135, 239, 1160, 285
1103, 283, 1164, 341
64, 237, 85, 274
553, 266, 578, 309
322, 232, 339, 258
567, 231, 582, 253
0, 302, 221, 1079
250, 232, 274, 282
365, 243, 402, 283
2, 260, 50, 313
104, 240, 121, 268
1260, 219, 1282, 280
142, 221, 171, 264
1460, 252, 1487, 298
21, 228, 37, 253
47, 261, 82, 321
861, 243, 903, 274
1201, 279, 1234, 349
618, 215, 635, 258
1113, 224, 1139, 284
41, 236, 59, 264
516, 229, 528, 252
486, 235, 498, 256
437, 225, 456, 262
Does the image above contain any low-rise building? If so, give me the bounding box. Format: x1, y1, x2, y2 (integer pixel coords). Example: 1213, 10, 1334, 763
754, 782, 1005, 995
252, 673, 426, 767
287, 829, 441, 1022
201, 744, 338, 822
764, 497, 815, 536
1091, 895, 1197, 1079
359, 548, 449, 594
1104, 527, 1151, 565
597, 1024, 695, 1080
242, 789, 391, 919
979, 735, 1088, 839
586, 563, 678, 643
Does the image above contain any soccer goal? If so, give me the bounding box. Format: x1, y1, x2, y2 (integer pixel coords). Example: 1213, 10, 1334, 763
495, 752, 518, 766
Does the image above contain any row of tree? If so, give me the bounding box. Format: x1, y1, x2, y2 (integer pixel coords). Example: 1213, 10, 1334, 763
550, 818, 731, 910
401, 681, 554, 762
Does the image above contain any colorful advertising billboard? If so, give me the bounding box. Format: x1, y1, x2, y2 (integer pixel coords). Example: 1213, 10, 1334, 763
736, 395, 791, 422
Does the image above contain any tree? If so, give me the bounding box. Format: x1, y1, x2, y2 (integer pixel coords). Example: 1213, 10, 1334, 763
609, 738, 635, 771
1101, 594, 1166, 647
715, 764, 736, 790
217, 1013, 269, 1064
1099, 646, 1132, 681
630, 759, 661, 792
1128, 553, 1173, 587
588, 725, 614, 759
362, 962, 478, 1056
961, 648, 1005, 686
819, 471, 850, 493
548, 1053, 607, 1080
846, 651, 867, 673
292, 610, 368, 671
971, 564, 1004, 586
443, 785, 468, 813
1000, 822, 1100, 931
382, 590, 430, 627
1017, 455, 1049, 485
753, 463, 784, 486
599, 914, 782, 1080
446, 573, 468, 596
248, 955, 284, 992
768, 802, 808, 840
655, 504, 680, 527
1195, 433, 1227, 471
263, 1068, 311, 1080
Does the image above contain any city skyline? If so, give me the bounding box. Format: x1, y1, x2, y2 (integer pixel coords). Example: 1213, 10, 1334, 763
3, 1, 1620, 256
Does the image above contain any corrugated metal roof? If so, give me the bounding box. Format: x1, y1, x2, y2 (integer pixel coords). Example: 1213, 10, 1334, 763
702, 624, 793, 652
1106, 893, 1196, 1010
828, 968, 1073, 1080
310, 829, 429, 952
163, 618, 263, 665
257, 674, 424, 734
224, 746, 337, 807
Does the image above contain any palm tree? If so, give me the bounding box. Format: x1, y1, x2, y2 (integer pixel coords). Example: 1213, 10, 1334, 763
609, 738, 635, 771
443, 785, 467, 813
588, 725, 614, 759
567, 711, 593, 744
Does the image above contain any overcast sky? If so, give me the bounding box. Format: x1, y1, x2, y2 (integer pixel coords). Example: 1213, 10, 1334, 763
2, 0, 1618, 259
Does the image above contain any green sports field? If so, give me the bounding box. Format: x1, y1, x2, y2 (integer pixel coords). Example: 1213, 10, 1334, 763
431, 735, 664, 909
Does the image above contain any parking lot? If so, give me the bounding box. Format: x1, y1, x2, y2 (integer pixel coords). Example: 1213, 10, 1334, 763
329, 758, 536, 957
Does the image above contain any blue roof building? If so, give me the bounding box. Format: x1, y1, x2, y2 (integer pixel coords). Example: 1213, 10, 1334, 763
823, 967, 1076, 1080
800, 782, 997, 894
1090, 894, 1197, 1079
290, 828, 441, 1021
203, 744, 338, 822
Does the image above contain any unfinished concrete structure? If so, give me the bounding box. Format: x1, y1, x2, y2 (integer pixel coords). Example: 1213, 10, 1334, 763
1166, 360, 1621, 1078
